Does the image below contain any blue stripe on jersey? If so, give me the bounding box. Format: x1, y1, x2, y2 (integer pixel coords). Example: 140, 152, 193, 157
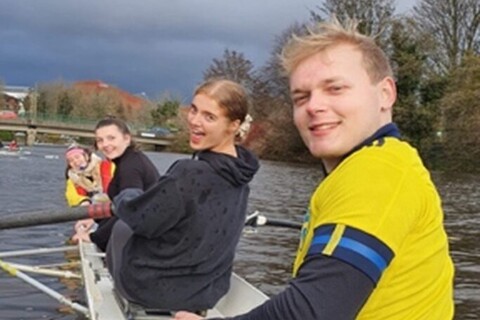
307, 224, 394, 285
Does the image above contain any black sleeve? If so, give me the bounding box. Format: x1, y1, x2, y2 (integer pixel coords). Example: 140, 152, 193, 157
115, 155, 149, 191
90, 216, 118, 252
210, 254, 374, 320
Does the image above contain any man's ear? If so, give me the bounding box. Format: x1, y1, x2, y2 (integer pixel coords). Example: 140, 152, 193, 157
380, 77, 397, 112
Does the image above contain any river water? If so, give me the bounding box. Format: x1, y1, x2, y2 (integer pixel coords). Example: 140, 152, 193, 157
0, 146, 478, 319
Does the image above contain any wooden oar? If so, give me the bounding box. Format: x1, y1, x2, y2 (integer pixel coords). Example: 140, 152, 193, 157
0, 203, 112, 230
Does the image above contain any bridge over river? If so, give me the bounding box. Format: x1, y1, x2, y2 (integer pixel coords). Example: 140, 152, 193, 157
0, 113, 173, 149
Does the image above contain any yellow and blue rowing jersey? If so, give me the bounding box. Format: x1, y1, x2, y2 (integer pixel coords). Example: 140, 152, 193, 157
293, 136, 454, 319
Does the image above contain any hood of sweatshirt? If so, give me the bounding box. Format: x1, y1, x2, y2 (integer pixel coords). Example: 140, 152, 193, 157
196, 145, 259, 187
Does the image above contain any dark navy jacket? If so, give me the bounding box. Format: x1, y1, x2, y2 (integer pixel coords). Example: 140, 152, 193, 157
112, 145, 259, 311
90, 146, 160, 251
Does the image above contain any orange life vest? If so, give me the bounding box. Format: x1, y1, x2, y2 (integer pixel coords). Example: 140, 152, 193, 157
74, 159, 114, 196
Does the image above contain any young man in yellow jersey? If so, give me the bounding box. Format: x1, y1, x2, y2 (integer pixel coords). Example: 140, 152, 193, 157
175, 18, 454, 320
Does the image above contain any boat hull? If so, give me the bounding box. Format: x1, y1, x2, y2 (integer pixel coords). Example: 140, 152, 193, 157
79, 242, 269, 319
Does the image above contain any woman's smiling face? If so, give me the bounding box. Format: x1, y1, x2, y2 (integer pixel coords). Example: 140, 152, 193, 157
95, 124, 131, 160
187, 93, 239, 155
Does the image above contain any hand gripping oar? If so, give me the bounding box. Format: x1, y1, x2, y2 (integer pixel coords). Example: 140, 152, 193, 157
0, 203, 112, 230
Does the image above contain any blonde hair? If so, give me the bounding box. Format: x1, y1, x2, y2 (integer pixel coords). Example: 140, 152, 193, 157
280, 18, 393, 84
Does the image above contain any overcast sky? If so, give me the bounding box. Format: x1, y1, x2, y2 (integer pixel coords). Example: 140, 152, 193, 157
0, 0, 416, 101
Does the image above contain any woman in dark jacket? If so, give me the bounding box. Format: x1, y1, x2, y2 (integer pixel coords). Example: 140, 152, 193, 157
107, 79, 259, 313
72, 117, 160, 251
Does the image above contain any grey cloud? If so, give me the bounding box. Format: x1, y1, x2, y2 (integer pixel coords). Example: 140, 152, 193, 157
0, 0, 416, 98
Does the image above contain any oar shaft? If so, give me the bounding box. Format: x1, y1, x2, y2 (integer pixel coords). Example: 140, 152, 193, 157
0, 259, 89, 316
263, 218, 302, 230
7, 262, 81, 279
0, 203, 112, 230
245, 211, 302, 230
0, 246, 78, 258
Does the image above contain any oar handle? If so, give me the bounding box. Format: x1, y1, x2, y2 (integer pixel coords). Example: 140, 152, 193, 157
245, 211, 302, 230
0, 203, 112, 230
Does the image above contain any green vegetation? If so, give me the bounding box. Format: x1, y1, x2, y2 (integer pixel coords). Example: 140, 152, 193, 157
0, 131, 14, 141
151, 99, 179, 129
2, 0, 478, 171
197, 0, 480, 172
35, 81, 152, 130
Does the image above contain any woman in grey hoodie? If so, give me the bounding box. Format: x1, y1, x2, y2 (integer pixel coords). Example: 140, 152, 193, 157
107, 79, 260, 313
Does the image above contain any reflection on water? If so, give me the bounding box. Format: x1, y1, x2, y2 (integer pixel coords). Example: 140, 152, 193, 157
0, 147, 478, 319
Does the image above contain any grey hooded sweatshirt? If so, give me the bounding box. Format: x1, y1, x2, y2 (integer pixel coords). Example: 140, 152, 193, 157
110, 145, 259, 311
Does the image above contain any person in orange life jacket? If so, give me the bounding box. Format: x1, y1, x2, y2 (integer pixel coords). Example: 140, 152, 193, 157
174, 18, 453, 320
64, 144, 113, 207
106, 79, 259, 312
65, 143, 115, 240
71, 117, 160, 251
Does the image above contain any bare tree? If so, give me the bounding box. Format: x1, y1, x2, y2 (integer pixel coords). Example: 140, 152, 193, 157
310, 0, 396, 45
36, 82, 69, 115
203, 48, 274, 122
260, 23, 306, 106
203, 49, 257, 92
255, 22, 312, 161
413, 0, 480, 74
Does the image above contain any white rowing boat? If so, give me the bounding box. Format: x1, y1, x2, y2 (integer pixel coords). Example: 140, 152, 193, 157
0, 211, 293, 319
79, 241, 268, 319
0, 243, 269, 319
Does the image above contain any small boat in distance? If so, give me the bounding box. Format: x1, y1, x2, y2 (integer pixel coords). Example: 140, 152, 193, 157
0, 148, 21, 157
0, 140, 22, 156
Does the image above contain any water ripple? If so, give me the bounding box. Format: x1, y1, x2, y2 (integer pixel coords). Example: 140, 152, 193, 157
0, 147, 477, 318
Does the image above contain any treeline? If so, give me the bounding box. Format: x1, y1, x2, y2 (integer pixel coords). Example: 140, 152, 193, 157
31, 82, 182, 131
6, 81, 188, 150
4, 0, 479, 172
200, 0, 480, 172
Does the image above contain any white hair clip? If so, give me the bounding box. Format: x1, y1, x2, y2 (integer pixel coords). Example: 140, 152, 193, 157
237, 114, 253, 139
